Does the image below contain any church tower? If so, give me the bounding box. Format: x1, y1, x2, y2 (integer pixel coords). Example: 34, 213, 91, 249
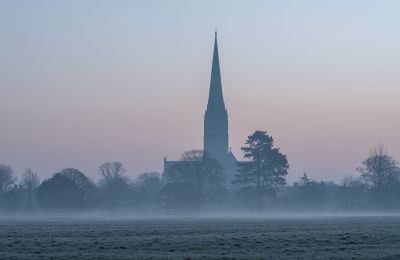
204, 32, 229, 162
163, 31, 238, 186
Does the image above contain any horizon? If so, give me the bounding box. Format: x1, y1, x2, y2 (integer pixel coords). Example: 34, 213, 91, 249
2, 0, 400, 183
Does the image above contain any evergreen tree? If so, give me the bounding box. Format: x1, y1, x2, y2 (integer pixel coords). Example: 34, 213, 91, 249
233, 130, 289, 205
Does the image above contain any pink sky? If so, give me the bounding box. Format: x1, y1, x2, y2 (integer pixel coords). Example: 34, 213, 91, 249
1, 1, 400, 183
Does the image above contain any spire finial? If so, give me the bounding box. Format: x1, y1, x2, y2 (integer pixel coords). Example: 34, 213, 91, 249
215, 27, 217, 38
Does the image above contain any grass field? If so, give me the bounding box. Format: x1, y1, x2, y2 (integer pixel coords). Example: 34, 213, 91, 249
1, 216, 400, 259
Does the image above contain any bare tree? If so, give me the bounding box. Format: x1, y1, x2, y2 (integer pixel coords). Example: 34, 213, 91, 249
357, 144, 400, 190
0, 164, 16, 194
341, 175, 356, 207
169, 150, 225, 205
97, 162, 130, 207
136, 172, 162, 195
20, 168, 40, 209
98, 162, 127, 185
21, 168, 40, 191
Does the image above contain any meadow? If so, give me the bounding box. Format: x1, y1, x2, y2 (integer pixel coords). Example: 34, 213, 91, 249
1, 216, 400, 259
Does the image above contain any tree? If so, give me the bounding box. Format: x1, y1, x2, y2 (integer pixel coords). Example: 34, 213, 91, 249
98, 162, 131, 208
290, 173, 335, 211
340, 175, 367, 209
0, 164, 16, 194
357, 145, 400, 205
158, 183, 201, 210
169, 150, 225, 205
233, 130, 289, 205
135, 172, 162, 207
20, 168, 40, 209
357, 145, 400, 190
37, 173, 85, 209
59, 168, 93, 192
299, 172, 312, 186
98, 162, 127, 186
136, 172, 162, 195
36, 168, 93, 210
21, 168, 40, 191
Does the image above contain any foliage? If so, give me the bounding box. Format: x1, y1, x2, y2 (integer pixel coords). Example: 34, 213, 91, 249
20, 168, 40, 209
37, 173, 86, 209
98, 162, 127, 186
136, 172, 162, 195
0, 164, 16, 194
5, 143, 400, 212
169, 150, 225, 205
357, 145, 400, 205
357, 145, 400, 189
20, 168, 40, 191
97, 162, 132, 208
233, 131, 289, 205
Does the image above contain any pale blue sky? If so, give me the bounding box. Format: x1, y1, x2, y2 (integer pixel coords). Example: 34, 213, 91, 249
1, 0, 400, 182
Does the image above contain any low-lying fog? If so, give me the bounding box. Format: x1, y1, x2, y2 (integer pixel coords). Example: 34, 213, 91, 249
3, 210, 400, 223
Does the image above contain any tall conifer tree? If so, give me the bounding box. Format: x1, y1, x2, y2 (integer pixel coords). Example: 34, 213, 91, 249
233, 131, 289, 205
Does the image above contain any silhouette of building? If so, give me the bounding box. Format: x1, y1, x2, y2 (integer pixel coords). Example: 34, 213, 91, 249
163, 32, 238, 186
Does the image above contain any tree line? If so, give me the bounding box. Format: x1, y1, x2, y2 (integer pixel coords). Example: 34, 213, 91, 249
1, 131, 400, 212
0, 162, 162, 211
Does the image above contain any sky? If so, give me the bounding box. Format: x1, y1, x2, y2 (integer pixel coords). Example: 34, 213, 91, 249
1, 0, 400, 183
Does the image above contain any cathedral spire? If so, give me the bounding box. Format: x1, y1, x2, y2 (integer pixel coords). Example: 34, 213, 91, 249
207, 30, 225, 111
204, 32, 229, 159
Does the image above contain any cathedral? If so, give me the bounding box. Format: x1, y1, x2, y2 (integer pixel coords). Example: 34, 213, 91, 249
163, 32, 238, 186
